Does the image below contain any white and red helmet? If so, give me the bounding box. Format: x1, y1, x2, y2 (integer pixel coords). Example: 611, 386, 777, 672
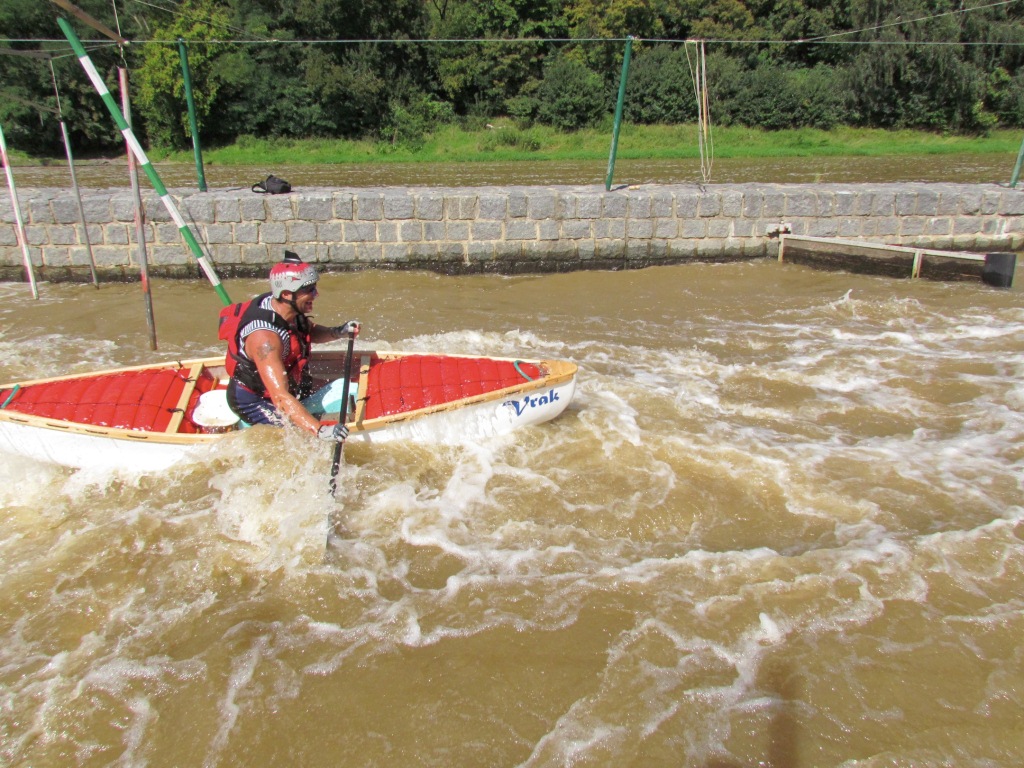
269, 251, 318, 298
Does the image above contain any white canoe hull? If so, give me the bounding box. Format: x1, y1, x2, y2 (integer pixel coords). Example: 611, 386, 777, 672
0, 418, 219, 473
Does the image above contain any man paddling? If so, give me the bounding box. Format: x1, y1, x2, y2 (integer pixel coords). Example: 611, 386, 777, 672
220, 251, 359, 442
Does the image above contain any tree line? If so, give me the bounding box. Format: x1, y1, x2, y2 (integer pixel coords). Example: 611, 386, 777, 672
1, 0, 1022, 157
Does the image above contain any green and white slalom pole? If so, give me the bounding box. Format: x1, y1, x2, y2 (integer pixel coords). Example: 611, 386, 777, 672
57, 17, 231, 306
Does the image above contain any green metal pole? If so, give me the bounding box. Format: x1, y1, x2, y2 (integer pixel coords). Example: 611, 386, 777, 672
605, 36, 634, 192
1010, 133, 1024, 188
178, 38, 207, 192
57, 17, 230, 306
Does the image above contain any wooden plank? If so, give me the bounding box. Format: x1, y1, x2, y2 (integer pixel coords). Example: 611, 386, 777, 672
352, 354, 372, 426
165, 361, 206, 433
781, 234, 986, 262
778, 235, 987, 282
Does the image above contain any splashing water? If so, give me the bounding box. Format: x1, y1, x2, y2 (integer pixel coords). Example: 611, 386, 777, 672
0, 261, 1022, 767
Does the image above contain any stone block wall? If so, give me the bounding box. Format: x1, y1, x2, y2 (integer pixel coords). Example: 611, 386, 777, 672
1, 182, 1022, 282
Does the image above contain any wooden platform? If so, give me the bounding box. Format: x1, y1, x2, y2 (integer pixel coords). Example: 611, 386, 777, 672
778, 235, 1014, 286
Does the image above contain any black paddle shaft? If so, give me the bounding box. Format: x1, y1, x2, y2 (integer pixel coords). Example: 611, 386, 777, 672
328, 331, 356, 497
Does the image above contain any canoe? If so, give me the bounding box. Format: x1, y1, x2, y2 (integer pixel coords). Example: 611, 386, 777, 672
0, 350, 578, 472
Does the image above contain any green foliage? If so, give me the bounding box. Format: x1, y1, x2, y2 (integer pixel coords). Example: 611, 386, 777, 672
477, 126, 543, 152
841, 0, 1016, 132
845, 42, 988, 131
791, 65, 851, 129
657, 0, 759, 43
754, 0, 849, 66
505, 94, 539, 127
717, 62, 849, 130
624, 44, 698, 124
534, 54, 609, 130
986, 68, 1024, 126
565, 0, 662, 40
210, 47, 329, 144
0, 0, 148, 155
723, 65, 796, 131
135, 0, 231, 149
563, 0, 663, 76
0, 0, 58, 154
703, 53, 811, 130
4, 0, 1024, 159
293, 0, 432, 138
427, 1, 567, 118
379, 92, 455, 151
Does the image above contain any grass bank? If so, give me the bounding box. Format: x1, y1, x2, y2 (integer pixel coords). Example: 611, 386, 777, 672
144, 123, 1023, 166
7, 123, 1019, 166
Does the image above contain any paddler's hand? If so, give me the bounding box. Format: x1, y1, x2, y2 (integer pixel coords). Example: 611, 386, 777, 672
332, 320, 360, 338
318, 423, 349, 442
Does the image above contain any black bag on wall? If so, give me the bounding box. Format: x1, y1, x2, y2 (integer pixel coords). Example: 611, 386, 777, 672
252, 175, 292, 194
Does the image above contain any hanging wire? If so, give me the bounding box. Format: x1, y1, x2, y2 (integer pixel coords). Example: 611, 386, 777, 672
799, 0, 1023, 42
111, 0, 122, 38
49, 60, 64, 118
7, 36, 1024, 48
138, 36, 626, 45
111, 0, 128, 66
130, 0, 272, 41
685, 41, 714, 183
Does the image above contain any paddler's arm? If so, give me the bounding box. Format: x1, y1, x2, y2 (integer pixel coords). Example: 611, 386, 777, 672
309, 320, 360, 344
246, 329, 321, 435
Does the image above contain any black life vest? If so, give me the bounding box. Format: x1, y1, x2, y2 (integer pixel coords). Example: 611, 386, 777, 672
218, 292, 312, 397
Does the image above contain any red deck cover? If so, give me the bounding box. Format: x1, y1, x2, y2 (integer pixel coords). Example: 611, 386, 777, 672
362, 355, 540, 420
0, 368, 217, 433
0, 357, 538, 432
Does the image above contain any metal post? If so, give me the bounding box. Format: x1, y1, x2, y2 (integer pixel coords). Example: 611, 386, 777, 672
1010, 134, 1024, 188
52, 60, 98, 286
58, 17, 231, 306
605, 36, 633, 192
0, 124, 39, 299
59, 120, 99, 287
178, 38, 207, 192
121, 68, 158, 350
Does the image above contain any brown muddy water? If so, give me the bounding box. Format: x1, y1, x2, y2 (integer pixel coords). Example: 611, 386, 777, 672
1, 261, 1023, 766
10, 153, 1021, 189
